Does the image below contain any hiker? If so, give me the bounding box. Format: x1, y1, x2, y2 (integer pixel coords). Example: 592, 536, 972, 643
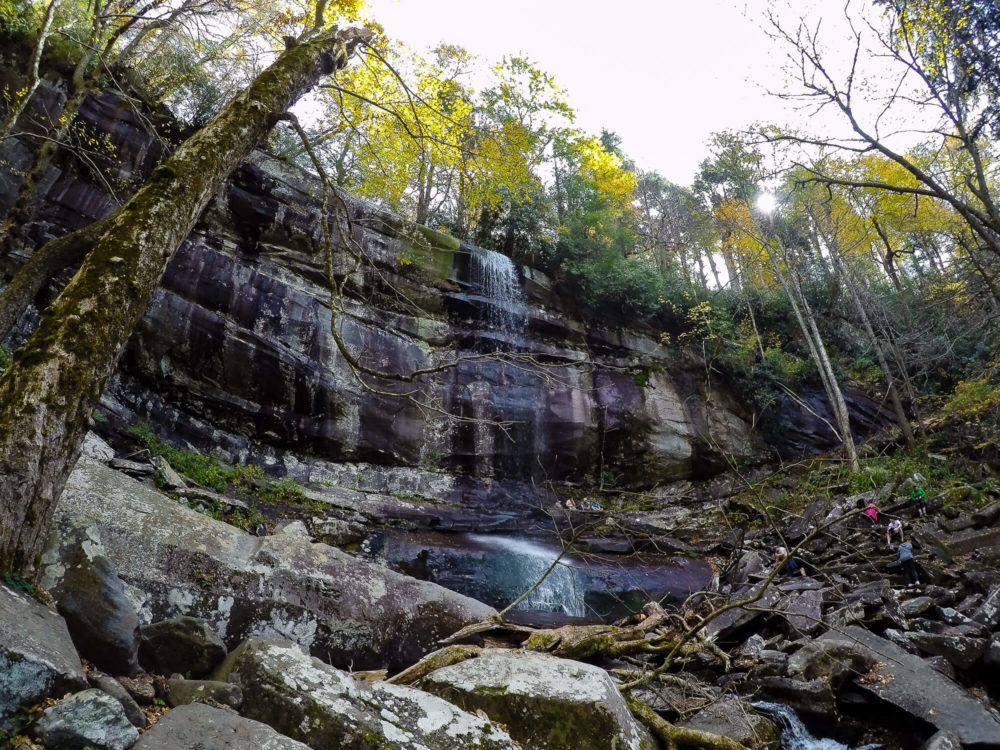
863, 501, 879, 525
911, 486, 928, 518
898, 536, 920, 587
886, 518, 904, 547
775, 546, 805, 577
565, 498, 576, 510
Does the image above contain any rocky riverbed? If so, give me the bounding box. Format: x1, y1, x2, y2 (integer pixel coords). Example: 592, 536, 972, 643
3, 431, 1000, 750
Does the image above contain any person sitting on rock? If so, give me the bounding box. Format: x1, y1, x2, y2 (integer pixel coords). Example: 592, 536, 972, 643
886, 518, 904, 547
911, 486, 928, 518
565, 498, 576, 510
863, 501, 879, 525
898, 536, 920, 587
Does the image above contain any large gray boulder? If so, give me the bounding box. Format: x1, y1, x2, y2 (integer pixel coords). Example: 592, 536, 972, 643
0, 584, 87, 732
820, 626, 1000, 748
132, 703, 311, 750
29, 689, 139, 750
214, 639, 517, 749
418, 650, 655, 750
678, 697, 778, 749
902, 631, 988, 671
42, 458, 495, 670
48, 534, 141, 676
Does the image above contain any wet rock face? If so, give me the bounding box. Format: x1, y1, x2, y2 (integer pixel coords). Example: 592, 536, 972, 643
106, 157, 763, 488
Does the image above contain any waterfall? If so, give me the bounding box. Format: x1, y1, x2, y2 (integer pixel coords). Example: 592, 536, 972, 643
752, 702, 875, 750
468, 534, 587, 617
469, 248, 526, 342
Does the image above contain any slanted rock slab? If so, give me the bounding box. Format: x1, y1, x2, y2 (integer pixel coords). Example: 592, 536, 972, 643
821, 626, 1000, 749
132, 703, 311, 749
418, 649, 656, 750
214, 638, 517, 749
0, 584, 87, 732
29, 689, 139, 750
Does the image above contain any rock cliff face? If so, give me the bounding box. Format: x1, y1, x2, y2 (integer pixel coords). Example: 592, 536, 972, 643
1, 87, 890, 498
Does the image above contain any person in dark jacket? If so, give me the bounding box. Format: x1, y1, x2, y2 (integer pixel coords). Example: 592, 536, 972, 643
898, 536, 919, 586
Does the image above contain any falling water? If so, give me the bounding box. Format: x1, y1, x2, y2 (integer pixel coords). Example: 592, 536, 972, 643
468, 534, 587, 617
752, 702, 877, 750
469, 248, 526, 341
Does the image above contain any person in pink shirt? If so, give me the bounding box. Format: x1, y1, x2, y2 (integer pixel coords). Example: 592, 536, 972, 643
864, 502, 879, 525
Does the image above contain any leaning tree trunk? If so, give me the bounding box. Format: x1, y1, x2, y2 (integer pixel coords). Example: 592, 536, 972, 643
0, 25, 370, 577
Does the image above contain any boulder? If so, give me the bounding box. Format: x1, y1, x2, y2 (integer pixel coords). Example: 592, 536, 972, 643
678, 697, 778, 749
132, 703, 311, 750
705, 580, 781, 640
214, 639, 517, 749
943, 527, 1000, 556
972, 584, 1000, 630
87, 671, 146, 728
776, 588, 823, 636
139, 616, 227, 678
166, 678, 242, 709
903, 632, 988, 671
418, 650, 655, 750
900, 596, 934, 618
749, 677, 836, 720
819, 626, 1000, 748
982, 634, 1000, 668
114, 674, 155, 705
972, 503, 1000, 528
923, 655, 957, 680
0, 584, 87, 732
920, 731, 963, 750
48, 532, 140, 676
29, 689, 139, 750
80, 431, 115, 462
42, 458, 496, 670
786, 637, 878, 687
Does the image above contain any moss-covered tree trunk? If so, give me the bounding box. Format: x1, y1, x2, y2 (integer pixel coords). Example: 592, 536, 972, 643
0, 25, 370, 577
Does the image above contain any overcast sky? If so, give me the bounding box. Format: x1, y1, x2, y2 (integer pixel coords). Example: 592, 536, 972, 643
363, 0, 807, 185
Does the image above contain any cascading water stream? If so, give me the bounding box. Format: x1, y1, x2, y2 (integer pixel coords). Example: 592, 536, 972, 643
752, 702, 877, 750
468, 534, 587, 617
469, 248, 526, 344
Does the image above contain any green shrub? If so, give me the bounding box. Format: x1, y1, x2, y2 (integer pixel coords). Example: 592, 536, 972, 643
127, 424, 235, 492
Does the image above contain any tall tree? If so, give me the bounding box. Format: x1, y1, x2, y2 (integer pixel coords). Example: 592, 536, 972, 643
0, 19, 372, 577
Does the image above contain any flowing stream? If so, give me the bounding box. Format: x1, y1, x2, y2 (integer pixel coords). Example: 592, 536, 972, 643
752, 702, 875, 750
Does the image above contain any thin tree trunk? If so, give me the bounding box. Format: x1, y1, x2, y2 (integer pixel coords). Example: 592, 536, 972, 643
824, 234, 915, 445
0, 0, 62, 142
0, 25, 370, 577
759, 225, 859, 470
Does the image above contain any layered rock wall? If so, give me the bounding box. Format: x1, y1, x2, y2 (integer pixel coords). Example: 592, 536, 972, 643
0, 86, 890, 496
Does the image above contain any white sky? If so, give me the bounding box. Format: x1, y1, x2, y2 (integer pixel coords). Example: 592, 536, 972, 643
363, 0, 804, 185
